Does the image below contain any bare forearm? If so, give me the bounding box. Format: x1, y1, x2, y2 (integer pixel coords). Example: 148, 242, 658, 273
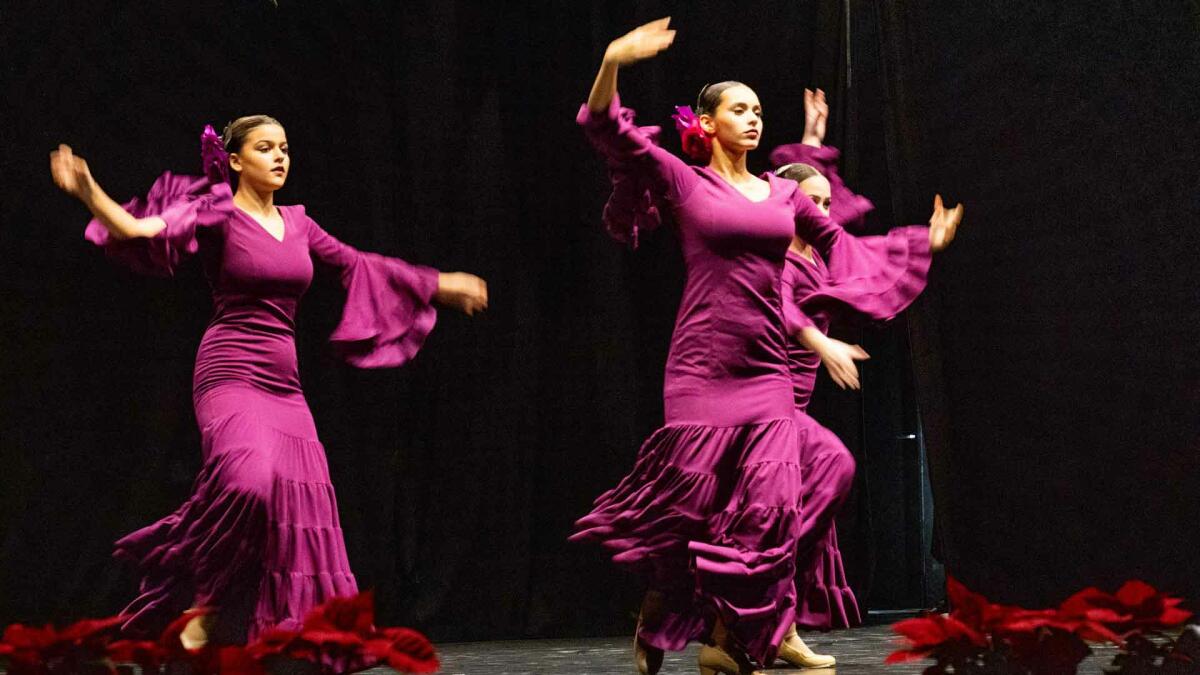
81, 182, 165, 240
588, 58, 620, 112
798, 326, 830, 355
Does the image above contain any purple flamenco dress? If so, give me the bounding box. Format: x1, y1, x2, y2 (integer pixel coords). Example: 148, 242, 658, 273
85, 130, 439, 642
570, 97, 845, 666
772, 142, 932, 630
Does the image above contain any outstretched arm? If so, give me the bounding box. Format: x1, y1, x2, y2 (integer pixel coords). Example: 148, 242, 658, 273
928, 194, 964, 252
434, 272, 489, 316
50, 145, 166, 240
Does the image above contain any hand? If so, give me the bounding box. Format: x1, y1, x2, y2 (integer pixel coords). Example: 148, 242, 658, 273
435, 272, 489, 316
49, 144, 96, 201
928, 193, 964, 253
817, 338, 870, 390
603, 17, 676, 67
802, 88, 829, 147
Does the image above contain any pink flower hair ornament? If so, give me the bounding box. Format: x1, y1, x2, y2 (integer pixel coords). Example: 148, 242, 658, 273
671, 106, 712, 163
200, 124, 230, 184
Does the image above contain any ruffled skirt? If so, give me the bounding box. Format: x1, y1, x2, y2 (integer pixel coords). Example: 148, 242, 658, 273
570, 418, 803, 665
114, 385, 357, 643
792, 413, 861, 630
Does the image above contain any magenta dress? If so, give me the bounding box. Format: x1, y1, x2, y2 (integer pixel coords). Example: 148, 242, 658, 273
85, 158, 439, 642
570, 97, 846, 665
595, 129, 933, 635
773, 142, 932, 630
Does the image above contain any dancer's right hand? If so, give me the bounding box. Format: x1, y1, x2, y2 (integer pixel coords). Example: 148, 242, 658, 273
435, 272, 489, 316
603, 17, 676, 67
818, 338, 870, 390
50, 144, 96, 201
929, 193, 964, 253
801, 88, 828, 147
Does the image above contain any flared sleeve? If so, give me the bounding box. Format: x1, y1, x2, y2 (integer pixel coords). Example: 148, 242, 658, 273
770, 143, 875, 233
803, 224, 931, 322
83, 172, 233, 277
591, 106, 668, 248
578, 95, 700, 244
298, 207, 440, 368
791, 190, 932, 323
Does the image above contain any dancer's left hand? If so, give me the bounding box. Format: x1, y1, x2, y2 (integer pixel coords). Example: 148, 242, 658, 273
929, 194, 964, 253
435, 272, 489, 316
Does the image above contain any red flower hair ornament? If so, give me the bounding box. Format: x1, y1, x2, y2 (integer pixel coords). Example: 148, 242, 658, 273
671, 106, 712, 163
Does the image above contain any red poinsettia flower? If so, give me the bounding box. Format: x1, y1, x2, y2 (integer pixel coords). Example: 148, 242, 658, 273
887, 613, 988, 664
106, 639, 166, 672
303, 591, 376, 636
238, 591, 438, 673
1006, 627, 1093, 675
242, 626, 303, 661
1, 616, 125, 674
364, 627, 440, 674
946, 575, 1061, 637
1058, 580, 1191, 640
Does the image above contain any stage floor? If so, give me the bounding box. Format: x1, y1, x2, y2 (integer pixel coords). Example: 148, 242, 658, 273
423, 625, 1121, 674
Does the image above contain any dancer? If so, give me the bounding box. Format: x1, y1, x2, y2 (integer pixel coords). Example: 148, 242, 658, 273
593, 83, 961, 669
774, 89, 962, 667
48, 116, 488, 646
570, 18, 858, 674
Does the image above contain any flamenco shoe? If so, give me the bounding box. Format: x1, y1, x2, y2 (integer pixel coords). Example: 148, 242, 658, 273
697, 644, 759, 675
635, 591, 665, 675
634, 631, 664, 675
179, 610, 216, 650
777, 623, 836, 668
700, 617, 761, 675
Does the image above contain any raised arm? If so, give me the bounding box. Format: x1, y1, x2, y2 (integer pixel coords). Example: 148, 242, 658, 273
587, 18, 675, 113
580, 19, 702, 212
50, 145, 166, 240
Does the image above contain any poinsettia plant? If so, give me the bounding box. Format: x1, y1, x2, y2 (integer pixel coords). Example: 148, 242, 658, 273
0, 591, 438, 675
889, 577, 1195, 674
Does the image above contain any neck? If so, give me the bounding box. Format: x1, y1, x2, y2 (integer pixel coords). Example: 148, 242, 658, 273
233, 184, 275, 216
789, 236, 812, 259
706, 144, 751, 182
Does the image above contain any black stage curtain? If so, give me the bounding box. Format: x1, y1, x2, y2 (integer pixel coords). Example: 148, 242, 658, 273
875, 1, 1200, 607
2, 0, 1198, 643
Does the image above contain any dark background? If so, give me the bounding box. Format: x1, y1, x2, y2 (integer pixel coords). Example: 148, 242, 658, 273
1, 0, 1198, 642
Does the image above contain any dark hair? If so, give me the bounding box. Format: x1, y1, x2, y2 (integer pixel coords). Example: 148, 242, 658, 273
775, 162, 822, 184
222, 115, 283, 153
695, 81, 747, 116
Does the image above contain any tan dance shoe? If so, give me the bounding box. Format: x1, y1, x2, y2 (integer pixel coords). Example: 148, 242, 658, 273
635, 591, 665, 675
635, 626, 664, 675
698, 643, 760, 675
179, 610, 216, 650
777, 623, 836, 668
699, 616, 762, 675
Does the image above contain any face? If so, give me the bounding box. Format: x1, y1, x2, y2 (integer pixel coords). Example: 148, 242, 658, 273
798, 174, 832, 217
229, 124, 289, 192
700, 84, 762, 154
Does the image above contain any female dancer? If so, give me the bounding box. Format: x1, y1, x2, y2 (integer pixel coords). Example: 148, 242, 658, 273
570, 18, 858, 674
49, 116, 488, 645
592, 82, 961, 669
773, 88, 962, 666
